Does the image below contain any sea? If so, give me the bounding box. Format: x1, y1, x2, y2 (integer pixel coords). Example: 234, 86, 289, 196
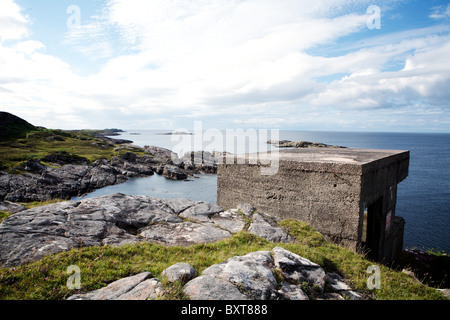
73, 130, 450, 253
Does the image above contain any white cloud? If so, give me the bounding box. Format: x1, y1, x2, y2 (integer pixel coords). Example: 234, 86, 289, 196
429, 4, 450, 20
0, 0, 29, 41
0, 0, 449, 132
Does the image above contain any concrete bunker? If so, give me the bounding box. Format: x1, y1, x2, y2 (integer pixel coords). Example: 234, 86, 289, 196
217, 148, 409, 264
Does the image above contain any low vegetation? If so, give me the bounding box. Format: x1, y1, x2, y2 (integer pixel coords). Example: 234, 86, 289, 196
0, 220, 446, 300
0, 128, 114, 172
0, 127, 150, 174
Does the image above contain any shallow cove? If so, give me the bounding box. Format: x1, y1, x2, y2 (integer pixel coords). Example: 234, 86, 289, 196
72, 173, 218, 204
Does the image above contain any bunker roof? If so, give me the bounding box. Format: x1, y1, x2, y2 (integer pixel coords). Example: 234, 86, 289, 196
240, 148, 410, 177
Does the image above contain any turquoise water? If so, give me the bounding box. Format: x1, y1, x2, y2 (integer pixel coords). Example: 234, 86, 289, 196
75, 130, 450, 253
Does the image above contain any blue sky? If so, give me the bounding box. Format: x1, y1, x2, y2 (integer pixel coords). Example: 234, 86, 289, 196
1, 0, 449, 132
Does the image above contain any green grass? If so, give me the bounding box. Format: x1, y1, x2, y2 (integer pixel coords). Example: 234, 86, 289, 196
0, 211, 11, 224
0, 128, 148, 173
0, 220, 446, 300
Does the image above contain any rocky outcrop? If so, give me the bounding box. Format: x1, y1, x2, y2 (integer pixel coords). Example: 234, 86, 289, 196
67, 248, 364, 301
0, 157, 151, 202
0, 194, 292, 267
0, 201, 26, 214
0, 192, 365, 300
184, 247, 363, 300
0, 147, 219, 202
268, 140, 346, 149
67, 272, 164, 300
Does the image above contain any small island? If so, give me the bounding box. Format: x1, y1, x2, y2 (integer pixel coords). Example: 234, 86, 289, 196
268, 140, 346, 149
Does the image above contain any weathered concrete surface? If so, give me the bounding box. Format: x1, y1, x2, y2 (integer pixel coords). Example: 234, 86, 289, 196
0, 194, 293, 267
217, 148, 409, 263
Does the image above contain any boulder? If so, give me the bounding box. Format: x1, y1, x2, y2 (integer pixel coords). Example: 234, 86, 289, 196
210, 210, 246, 234
161, 263, 197, 283
201, 251, 278, 300
248, 213, 294, 243
139, 221, 232, 246
183, 275, 249, 300
67, 272, 163, 300
272, 247, 326, 292
182, 247, 362, 301
179, 202, 224, 223
236, 203, 255, 217
162, 165, 188, 180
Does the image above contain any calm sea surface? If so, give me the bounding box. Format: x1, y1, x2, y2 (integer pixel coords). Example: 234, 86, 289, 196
74, 130, 450, 253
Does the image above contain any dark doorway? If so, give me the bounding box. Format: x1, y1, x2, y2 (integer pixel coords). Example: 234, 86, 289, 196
363, 197, 383, 261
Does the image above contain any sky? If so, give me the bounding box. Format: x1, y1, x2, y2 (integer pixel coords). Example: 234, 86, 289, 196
0, 0, 449, 132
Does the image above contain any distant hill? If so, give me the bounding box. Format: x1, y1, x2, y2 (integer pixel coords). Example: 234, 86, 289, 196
0, 112, 37, 141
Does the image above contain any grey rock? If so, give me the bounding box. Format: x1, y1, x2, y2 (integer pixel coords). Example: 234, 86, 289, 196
183, 275, 249, 300
0, 194, 223, 267
64, 247, 363, 301
317, 293, 345, 300
118, 278, 164, 300
161, 198, 197, 214
340, 290, 363, 300
179, 202, 224, 223
67, 272, 161, 300
139, 221, 232, 246
437, 288, 450, 299
278, 282, 310, 300
236, 203, 255, 217
162, 165, 188, 180
211, 210, 246, 233
325, 273, 352, 291
202, 251, 277, 300
267, 140, 346, 149
180, 151, 218, 174
0, 142, 220, 203
0, 201, 26, 214
272, 246, 326, 292
161, 263, 197, 283
0, 155, 157, 202
182, 248, 350, 301
248, 213, 294, 243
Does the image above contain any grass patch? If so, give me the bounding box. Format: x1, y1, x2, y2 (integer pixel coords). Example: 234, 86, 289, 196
0, 211, 11, 224
0, 220, 446, 300
0, 128, 152, 173
20, 199, 67, 210
0, 127, 155, 174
